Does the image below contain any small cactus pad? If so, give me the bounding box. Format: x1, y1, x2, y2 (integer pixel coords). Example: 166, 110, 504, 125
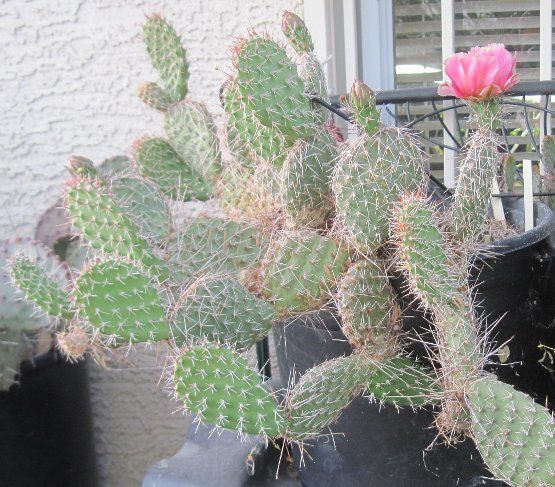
1, 238, 68, 330
67, 155, 98, 179
66, 179, 168, 280
469, 376, 555, 487
337, 260, 395, 350
0, 328, 24, 391
281, 11, 314, 54
164, 100, 222, 182
97, 155, 132, 178
110, 176, 172, 245
333, 129, 424, 252
10, 256, 73, 320
143, 14, 189, 102
133, 137, 211, 201
392, 194, 454, 309
137, 81, 174, 111
364, 357, 438, 408
262, 232, 349, 315
172, 276, 274, 351
234, 36, 314, 140
285, 354, 370, 441
173, 344, 284, 436
282, 130, 336, 227
73, 259, 169, 347
223, 81, 290, 168
165, 217, 268, 284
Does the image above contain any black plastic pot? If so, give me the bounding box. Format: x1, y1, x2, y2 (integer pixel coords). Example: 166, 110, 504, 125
0, 351, 98, 487
274, 198, 555, 487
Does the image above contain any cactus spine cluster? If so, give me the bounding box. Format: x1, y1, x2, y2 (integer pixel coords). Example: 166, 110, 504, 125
8, 10, 554, 485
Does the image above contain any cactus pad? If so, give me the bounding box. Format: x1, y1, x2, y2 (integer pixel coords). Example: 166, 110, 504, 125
133, 137, 210, 201
143, 14, 189, 102
165, 217, 267, 284
234, 36, 314, 140
262, 232, 349, 315
173, 344, 284, 436
110, 176, 172, 245
73, 259, 169, 346
333, 130, 424, 251
281, 11, 314, 55
337, 260, 395, 350
285, 354, 370, 441
364, 357, 438, 408
66, 179, 168, 280
137, 81, 174, 111
10, 256, 73, 320
282, 130, 336, 227
469, 376, 555, 487
164, 100, 222, 182
172, 276, 274, 351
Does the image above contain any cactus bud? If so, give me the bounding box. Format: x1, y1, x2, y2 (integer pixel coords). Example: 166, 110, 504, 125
348, 81, 380, 136
281, 11, 314, 54
67, 155, 97, 179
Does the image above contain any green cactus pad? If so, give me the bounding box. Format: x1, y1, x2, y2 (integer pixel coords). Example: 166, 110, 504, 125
10, 256, 73, 320
348, 81, 381, 137
392, 194, 455, 309
138, 81, 174, 111
282, 130, 336, 227
172, 276, 274, 351
133, 137, 211, 201
1, 238, 69, 330
333, 130, 424, 252
469, 376, 555, 487
98, 155, 132, 179
262, 232, 349, 316
364, 357, 438, 408
73, 259, 169, 347
165, 100, 222, 182
298, 53, 329, 123
173, 344, 284, 436
337, 260, 395, 349
234, 36, 315, 140
223, 81, 290, 169
143, 14, 189, 102
285, 354, 370, 441
0, 328, 24, 391
110, 176, 172, 245
66, 179, 168, 280
165, 217, 268, 284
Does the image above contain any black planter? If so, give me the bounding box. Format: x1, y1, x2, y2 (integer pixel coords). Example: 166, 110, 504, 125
273, 198, 555, 487
0, 351, 98, 487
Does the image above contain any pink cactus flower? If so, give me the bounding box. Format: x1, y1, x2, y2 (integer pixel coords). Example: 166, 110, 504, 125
438, 44, 519, 101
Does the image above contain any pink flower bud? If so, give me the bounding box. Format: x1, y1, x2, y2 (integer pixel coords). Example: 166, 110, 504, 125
438, 44, 519, 101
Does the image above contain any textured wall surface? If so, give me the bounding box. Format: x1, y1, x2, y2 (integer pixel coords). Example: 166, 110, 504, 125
1, 1, 301, 486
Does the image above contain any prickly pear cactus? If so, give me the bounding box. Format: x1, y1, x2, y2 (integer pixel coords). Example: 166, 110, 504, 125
109, 176, 172, 245
337, 260, 396, 350
284, 354, 370, 440
133, 137, 211, 202
281, 129, 336, 228
469, 376, 555, 487
164, 100, 222, 182
1, 238, 68, 330
262, 232, 349, 315
73, 259, 169, 347
66, 178, 168, 280
10, 256, 73, 320
233, 36, 315, 140
172, 275, 274, 351
143, 14, 189, 103
172, 344, 284, 436
137, 81, 174, 112
165, 217, 268, 284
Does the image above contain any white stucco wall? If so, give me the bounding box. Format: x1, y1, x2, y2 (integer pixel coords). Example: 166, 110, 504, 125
1, 1, 302, 485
